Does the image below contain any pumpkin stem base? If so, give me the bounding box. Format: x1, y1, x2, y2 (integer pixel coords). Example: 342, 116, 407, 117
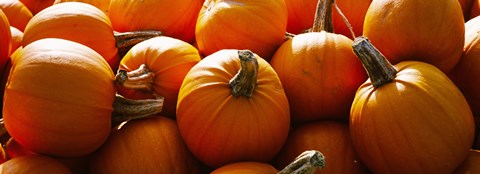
115, 64, 155, 92
229, 50, 259, 98
278, 150, 326, 174
111, 93, 164, 126
114, 30, 162, 58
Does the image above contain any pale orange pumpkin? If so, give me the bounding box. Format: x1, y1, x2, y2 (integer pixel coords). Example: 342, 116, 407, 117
0, 0, 33, 31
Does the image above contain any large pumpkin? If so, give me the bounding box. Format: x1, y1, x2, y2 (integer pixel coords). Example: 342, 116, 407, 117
0, 0, 33, 31
116, 36, 201, 117
195, 0, 287, 60
363, 0, 465, 73
3, 38, 115, 157
22, 2, 120, 71
176, 49, 290, 168
108, 0, 202, 43
349, 37, 475, 173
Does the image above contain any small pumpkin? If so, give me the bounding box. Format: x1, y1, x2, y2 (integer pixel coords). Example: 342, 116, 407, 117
211, 162, 278, 174
176, 49, 290, 168
350, 37, 475, 173
363, 0, 465, 73
0, 155, 72, 174
195, 0, 287, 60
18, 0, 54, 15
0, 0, 33, 31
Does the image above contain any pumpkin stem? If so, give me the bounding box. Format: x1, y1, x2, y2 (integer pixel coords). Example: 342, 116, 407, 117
312, 0, 334, 32
278, 150, 326, 174
352, 36, 397, 88
111, 93, 164, 126
229, 50, 259, 98
115, 64, 156, 92
333, 2, 356, 39
114, 30, 162, 57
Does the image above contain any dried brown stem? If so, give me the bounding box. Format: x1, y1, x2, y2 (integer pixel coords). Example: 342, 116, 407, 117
229, 50, 259, 98
312, 0, 334, 32
278, 150, 326, 174
111, 93, 164, 126
115, 64, 156, 92
114, 30, 162, 58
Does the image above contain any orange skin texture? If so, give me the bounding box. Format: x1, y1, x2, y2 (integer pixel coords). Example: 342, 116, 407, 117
0, 0, 33, 31
108, 0, 202, 43
270, 31, 367, 122
195, 0, 287, 60
470, 0, 480, 20
22, 2, 119, 71
363, 0, 465, 74
90, 116, 204, 174
0, 155, 72, 174
212, 162, 278, 174
176, 49, 290, 168
454, 149, 480, 174
274, 121, 369, 174
19, 0, 54, 15
350, 61, 475, 174
0, 10, 11, 79
53, 0, 110, 15
10, 26, 22, 54
116, 36, 202, 118
3, 38, 115, 157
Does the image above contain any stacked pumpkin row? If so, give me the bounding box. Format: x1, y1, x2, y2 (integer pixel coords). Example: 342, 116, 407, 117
0, 0, 479, 173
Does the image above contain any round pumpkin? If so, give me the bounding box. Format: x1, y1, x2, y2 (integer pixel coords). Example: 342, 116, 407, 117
211, 162, 278, 174
90, 116, 204, 174
3, 38, 115, 157
22, 2, 120, 71
116, 36, 201, 118
0, 155, 72, 174
176, 49, 290, 168
108, 0, 202, 43
18, 0, 54, 15
0, 9, 11, 78
195, 0, 287, 60
363, 0, 465, 73
350, 37, 476, 173
53, 0, 110, 15
0, 0, 33, 31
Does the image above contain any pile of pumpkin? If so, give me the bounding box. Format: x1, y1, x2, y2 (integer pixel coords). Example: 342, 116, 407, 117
0, 0, 479, 173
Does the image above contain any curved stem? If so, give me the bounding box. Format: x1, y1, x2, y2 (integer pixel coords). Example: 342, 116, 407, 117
278, 150, 326, 174
111, 93, 164, 126
333, 2, 356, 39
229, 50, 259, 98
114, 30, 162, 58
312, 0, 334, 32
352, 37, 397, 88
115, 64, 156, 92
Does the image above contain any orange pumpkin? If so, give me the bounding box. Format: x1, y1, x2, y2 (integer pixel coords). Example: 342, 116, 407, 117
363, 0, 465, 73
459, 0, 475, 20
90, 116, 204, 174
18, 0, 54, 15
108, 0, 202, 43
22, 2, 120, 71
0, 155, 72, 174
270, 0, 367, 122
350, 37, 476, 173
0, 9, 11, 77
454, 149, 480, 174
10, 26, 22, 54
470, 0, 480, 19
3, 38, 115, 157
5, 138, 38, 159
176, 49, 290, 168
116, 36, 202, 118
274, 121, 369, 174
53, 0, 110, 15
0, 0, 33, 31
195, 0, 287, 60
211, 162, 278, 174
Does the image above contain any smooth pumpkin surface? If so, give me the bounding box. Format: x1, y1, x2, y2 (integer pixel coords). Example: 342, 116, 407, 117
109, 0, 202, 43
22, 2, 119, 71
90, 116, 204, 174
0, 155, 72, 174
195, 0, 287, 60
350, 60, 475, 174
212, 162, 278, 174
454, 149, 480, 174
53, 0, 110, 15
3, 38, 115, 157
116, 36, 201, 117
10, 26, 22, 54
0, 0, 33, 31
18, 0, 54, 15
363, 0, 465, 73
177, 49, 290, 168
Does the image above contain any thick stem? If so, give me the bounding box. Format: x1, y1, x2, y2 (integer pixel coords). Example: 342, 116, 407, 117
115, 64, 156, 92
311, 0, 334, 32
229, 50, 259, 98
114, 30, 162, 58
278, 150, 326, 174
111, 93, 164, 126
352, 36, 397, 88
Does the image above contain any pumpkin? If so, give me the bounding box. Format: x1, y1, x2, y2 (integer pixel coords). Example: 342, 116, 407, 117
53, 0, 110, 15
270, 0, 367, 122
454, 149, 480, 174
3, 38, 115, 157
115, 36, 202, 118
22, 2, 120, 71
349, 37, 475, 173
195, 0, 287, 60
10, 26, 22, 54
5, 138, 38, 159
18, 0, 54, 15
0, 0, 33, 31
274, 121, 369, 174
284, 0, 371, 39
176, 49, 290, 168
211, 162, 278, 174
0, 155, 72, 174
363, 0, 465, 73
108, 0, 202, 43
90, 116, 204, 174
0, 9, 11, 79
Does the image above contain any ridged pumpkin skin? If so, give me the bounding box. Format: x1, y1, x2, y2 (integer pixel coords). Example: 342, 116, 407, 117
350, 61, 475, 174
3, 38, 115, 157
90, 116, 203, 174
10, 26, 22, 54
116, 36, 201, 117
270, 32, 367, 122
22, 2, 119, 71
0, 10, 11, 75
176, 49, 290, 168
212, 162, 278, 174
19, 0, 54, 15
0, 0, 33, 31
195, 0, 287, 60
108, 0, 202, 43
53, 0, 110, 15
363, 0, 465, 73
